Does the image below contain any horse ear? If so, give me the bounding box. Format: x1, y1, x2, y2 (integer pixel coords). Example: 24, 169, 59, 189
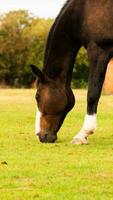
30, 64, 43, 81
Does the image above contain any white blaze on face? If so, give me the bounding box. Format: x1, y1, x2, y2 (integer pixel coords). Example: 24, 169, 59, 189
35, 109, 42, 135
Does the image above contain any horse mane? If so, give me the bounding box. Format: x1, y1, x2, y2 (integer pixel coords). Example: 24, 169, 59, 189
58, 0, 72, 14
43, 0, 73, 67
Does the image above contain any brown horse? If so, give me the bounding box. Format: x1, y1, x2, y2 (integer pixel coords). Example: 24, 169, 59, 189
31, 0, 113, 144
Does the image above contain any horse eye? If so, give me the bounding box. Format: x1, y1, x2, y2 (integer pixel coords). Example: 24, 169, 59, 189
35, 94, 40, 101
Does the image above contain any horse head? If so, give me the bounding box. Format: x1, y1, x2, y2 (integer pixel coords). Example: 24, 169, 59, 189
31, 65, 75, 143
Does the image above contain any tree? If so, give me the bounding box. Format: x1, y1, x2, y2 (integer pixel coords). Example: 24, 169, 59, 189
0, 10, 88, 88
0, 10, 53, 87
0, 10, 32, 86
72, 47, 89, 88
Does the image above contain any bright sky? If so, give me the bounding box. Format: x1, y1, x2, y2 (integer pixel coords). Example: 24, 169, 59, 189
0, 0, 66, 18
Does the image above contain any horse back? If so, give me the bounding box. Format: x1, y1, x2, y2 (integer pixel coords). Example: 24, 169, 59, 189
81, 0, 113, 44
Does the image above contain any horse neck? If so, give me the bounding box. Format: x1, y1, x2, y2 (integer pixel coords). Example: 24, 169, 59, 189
43, 3, 81, 86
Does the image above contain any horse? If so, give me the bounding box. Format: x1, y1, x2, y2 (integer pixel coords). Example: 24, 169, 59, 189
31, 0, 113, 144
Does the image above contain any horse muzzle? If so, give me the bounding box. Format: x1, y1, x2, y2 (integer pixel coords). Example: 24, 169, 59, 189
37, 132, 57, 143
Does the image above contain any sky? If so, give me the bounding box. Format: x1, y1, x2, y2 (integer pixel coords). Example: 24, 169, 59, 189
0, 0, 66, 18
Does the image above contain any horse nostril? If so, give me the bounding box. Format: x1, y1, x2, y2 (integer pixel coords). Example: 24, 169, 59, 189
38, 133, 48, 143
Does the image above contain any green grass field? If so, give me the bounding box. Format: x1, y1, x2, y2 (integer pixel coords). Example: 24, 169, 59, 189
0, 89, 113, 200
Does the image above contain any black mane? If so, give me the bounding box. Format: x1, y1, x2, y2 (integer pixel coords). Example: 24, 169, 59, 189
43, 0, 73, 67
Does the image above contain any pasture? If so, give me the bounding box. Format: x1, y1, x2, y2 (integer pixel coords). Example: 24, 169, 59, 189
0, 89, 113, 200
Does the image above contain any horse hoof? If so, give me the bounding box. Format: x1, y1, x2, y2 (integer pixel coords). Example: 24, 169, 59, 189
71, 137, 88, 145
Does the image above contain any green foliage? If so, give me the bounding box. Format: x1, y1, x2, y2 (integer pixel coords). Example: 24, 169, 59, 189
0, 10, 53, 87
0, 10, 89, 88
72, 47, 89, 88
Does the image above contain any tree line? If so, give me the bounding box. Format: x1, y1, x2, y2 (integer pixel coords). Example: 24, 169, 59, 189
0, 10, 89, 88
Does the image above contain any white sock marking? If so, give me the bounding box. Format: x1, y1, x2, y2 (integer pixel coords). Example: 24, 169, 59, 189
35, 109, 41, 135
82, 114, 97, 133
73, 114, 97, 143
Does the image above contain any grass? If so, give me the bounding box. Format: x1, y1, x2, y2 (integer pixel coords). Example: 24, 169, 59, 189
0, 89, 113, 200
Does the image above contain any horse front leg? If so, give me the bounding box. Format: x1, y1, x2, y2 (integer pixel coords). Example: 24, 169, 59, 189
71, 43, 111, 144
